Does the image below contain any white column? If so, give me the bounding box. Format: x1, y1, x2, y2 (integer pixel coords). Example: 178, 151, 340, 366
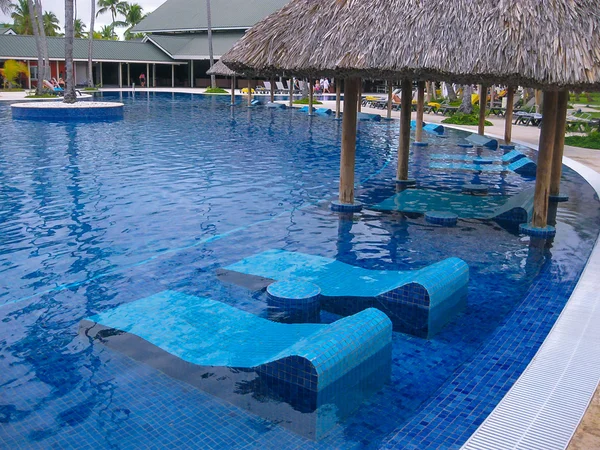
152, 64, 156, 87
127, 63, 130, 86
146, 63, 149, 87
190, 60, 194, 87
55, 60, 59, 79
99, 62, 103, 86
27, 60, 31, 88
118, 62, 123, 88
171, 64, 175, 88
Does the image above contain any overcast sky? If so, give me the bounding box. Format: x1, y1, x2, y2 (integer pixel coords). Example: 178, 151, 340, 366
0, 0, 166, 37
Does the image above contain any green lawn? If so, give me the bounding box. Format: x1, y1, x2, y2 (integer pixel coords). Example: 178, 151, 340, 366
565, 131, 600, 150
570, 92, 600, 107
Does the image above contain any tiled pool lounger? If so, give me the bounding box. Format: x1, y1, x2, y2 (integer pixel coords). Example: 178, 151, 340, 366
430, 158, 537, 175
371, 188, 534, 223
220, 249, 469, 338
80, 290, 392, 440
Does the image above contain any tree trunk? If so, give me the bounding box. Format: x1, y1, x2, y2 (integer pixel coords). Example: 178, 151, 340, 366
63, 0, 77, 103
446, 82, 457, 102
426, 81, 432, 103
87, 0, 95, 87
28, 0, 43, 94
458, 85, 473, 114
206, 0, 216, 88
33, 0, 50, 91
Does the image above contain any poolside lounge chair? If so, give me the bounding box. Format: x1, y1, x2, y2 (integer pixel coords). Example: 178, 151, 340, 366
220, 249, 469, 338
80, 290, 392, 440
275, 81, 286, 93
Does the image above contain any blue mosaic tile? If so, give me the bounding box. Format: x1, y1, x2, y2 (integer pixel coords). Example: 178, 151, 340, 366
519, 224, 557, 238
331, 201, 363, 213
425, 211, 458, 226
81, 290, 392, 440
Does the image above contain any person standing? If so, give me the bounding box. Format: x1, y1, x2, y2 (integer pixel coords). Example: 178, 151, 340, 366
139, 73, 146, 87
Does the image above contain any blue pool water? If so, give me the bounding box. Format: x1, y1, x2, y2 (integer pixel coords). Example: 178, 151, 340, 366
1, 92, 599, 449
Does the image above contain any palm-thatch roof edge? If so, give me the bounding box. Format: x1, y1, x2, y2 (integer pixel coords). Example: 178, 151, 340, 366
207, 59, 241, 77
221, 0, 600, 92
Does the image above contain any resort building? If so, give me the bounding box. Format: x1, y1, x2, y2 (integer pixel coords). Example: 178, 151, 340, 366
0, 0, 288, 88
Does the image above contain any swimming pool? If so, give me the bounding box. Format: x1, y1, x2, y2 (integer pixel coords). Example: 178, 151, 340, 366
1, 92, 599, 449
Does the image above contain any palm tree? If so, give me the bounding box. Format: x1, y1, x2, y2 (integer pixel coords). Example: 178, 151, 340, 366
458, 85, 474, 114
73, 18, 86, 38
96, 0, 127, 29
206, 0, 215, 88
88, 0, 95, 87
98, 24, 116, 39
123, 3, 145, 40
42, 11, 60, 36
11, 0, 33, 35
0, 0, 12, 16
64, 0, 76, 103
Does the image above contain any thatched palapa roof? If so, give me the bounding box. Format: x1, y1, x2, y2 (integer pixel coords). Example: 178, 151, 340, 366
222, 0, 600, 90
207, 59, 241, 77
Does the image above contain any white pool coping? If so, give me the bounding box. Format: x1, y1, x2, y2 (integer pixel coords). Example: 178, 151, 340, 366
11, 101, 123, 109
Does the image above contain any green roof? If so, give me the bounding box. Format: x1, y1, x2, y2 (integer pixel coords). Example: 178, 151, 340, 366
132, 0, 290, 33
0, 35, 176, 63
0, 26, 16, 35
146, 32, 245, 59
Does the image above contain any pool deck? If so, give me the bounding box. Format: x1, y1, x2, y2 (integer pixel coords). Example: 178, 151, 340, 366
19, 87, 600, 448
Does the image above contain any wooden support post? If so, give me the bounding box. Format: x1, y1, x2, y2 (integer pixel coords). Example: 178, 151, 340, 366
396, 79, 412, 181
478, 84, 487, 135
247, 79, 252, 106
387, 83, 393, 120
171, 64, 175, 88
118, 62, 123, 88
27, 60, 31, 89
340, 78, 359, 204
531, 90, 559, 228
230, 76, 235, 105
550, 90, 569, 197
288, 78, 293, 108
270, 76, 275, 103
415, 81, 425, 142
308, 77, 314, 115
56, 60, 59, 78
190, 60, 194, 87
335, 82, 341, 119
504, 86, 515, 143
357, 80, 362, 112
426, 81, 432, 103
535, 89, 542, 113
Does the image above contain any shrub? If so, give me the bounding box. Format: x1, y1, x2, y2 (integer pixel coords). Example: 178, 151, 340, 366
204, 87, 228, 94
293, 97, 323, 105
442, 113, 493, 126
1, 60, 29, 88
